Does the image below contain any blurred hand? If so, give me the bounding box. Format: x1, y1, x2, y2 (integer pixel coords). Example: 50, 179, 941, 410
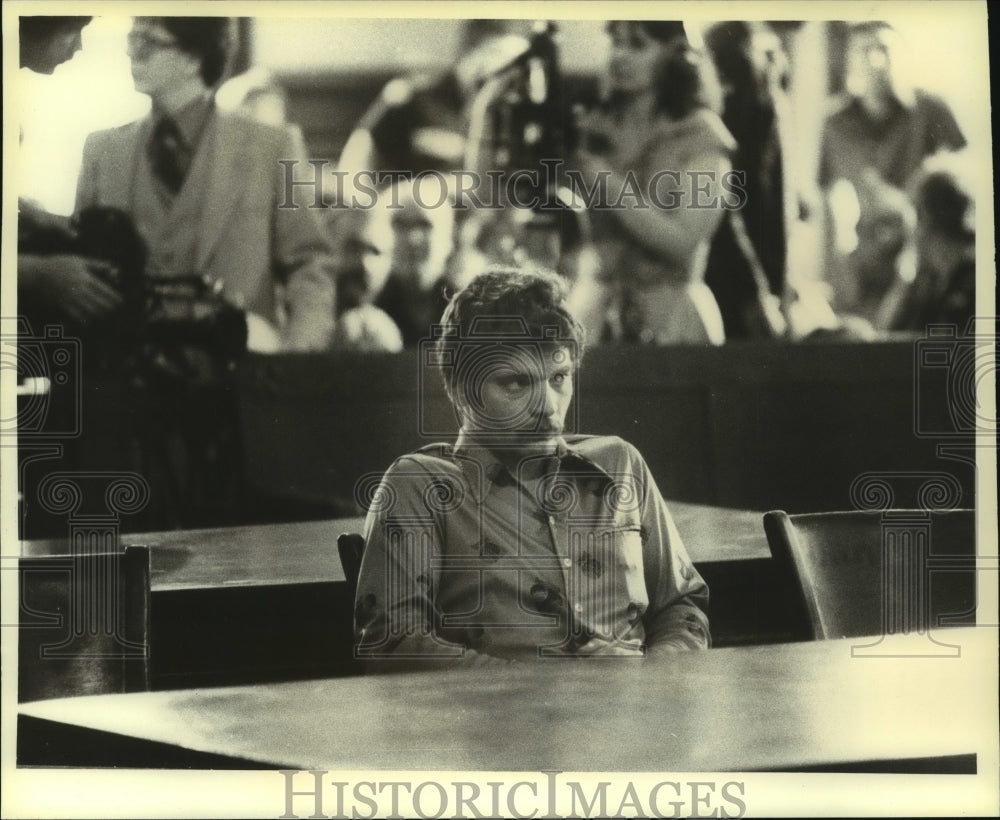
245, 313, 282, 353
573, 105, 615, 157
21, 254, 121, 323
281, 309, 334, 352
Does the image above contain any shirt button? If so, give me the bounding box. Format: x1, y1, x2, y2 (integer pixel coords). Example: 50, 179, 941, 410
562, 558, 572, 568
573, 602, 583, 614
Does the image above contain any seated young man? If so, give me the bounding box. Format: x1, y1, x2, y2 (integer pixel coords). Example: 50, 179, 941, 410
354, 268, 709, 664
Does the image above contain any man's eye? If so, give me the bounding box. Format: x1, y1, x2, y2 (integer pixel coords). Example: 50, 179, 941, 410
551, 372, 570, 387
498, 375, 529, 391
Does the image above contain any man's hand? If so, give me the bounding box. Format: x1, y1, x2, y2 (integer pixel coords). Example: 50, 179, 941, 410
280, 309, 334, 352
20, 253, 122, 323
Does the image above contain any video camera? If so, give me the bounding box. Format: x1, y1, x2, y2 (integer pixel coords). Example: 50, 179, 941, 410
20, 205, 247, 391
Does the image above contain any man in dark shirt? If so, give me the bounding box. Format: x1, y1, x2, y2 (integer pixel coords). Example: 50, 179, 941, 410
355, 268, 710, 665
819, 21, 966, 192
819, 21, 966, 321
373, 177, 456, 347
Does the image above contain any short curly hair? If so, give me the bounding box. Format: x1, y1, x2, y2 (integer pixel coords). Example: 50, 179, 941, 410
434, 267, 585, 402
142, 17, 233, 87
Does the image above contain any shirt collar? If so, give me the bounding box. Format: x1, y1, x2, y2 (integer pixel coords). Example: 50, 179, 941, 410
152, 93, 213, 148
451, 433, 613, 502
848, 89, 912, 122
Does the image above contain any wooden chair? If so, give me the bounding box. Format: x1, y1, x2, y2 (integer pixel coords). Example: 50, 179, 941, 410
763, 509, 975, 641
18, 545, 151, 702
337, 532, 365, 610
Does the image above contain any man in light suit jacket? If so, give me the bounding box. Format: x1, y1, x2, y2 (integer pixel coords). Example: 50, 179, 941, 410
75, 16, 334, 351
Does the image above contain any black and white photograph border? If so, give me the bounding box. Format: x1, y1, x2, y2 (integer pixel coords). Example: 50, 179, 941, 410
1, 1, 997, 817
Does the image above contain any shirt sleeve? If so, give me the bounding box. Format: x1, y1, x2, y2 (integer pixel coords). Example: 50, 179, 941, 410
74, 131, 101, 214
354, 457, 512, 669
923, 93, 966, 153
630, 444, 711, 653
272, 124, 336, 350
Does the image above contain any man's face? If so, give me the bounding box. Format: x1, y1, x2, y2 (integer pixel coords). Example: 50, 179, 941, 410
341, 211, 394, 297
456, 342, 574, 449
127, 20, 201, 98
391, 201, 453, 290
27, 25, 85, 74
846, 27, 899, 97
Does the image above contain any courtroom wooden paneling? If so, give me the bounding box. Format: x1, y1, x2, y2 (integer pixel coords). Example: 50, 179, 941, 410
19, 341, 973, 535
237, 341, 972, 519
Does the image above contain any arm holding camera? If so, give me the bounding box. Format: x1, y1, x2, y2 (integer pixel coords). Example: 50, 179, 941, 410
18, 253, 121, 323
18, 196, 122, 323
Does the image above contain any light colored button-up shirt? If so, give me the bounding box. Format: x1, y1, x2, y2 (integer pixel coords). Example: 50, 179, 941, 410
355, 434, 710, 664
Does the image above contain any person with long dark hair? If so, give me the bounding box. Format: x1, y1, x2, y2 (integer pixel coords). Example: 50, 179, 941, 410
567, 21, 734, 345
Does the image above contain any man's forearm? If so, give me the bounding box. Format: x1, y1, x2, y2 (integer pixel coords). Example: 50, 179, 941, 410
644, 601, 711, 653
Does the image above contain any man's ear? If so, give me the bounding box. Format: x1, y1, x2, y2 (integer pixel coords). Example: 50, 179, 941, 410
179, 50, 204, 85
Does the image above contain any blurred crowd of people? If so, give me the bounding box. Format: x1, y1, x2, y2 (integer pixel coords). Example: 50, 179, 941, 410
326, 17, 976, 351
19, 15, 976, 358
14, 14, 980, 534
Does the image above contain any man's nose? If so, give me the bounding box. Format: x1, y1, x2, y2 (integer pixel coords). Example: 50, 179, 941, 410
540, 383, 560, 418
405, 226, 430, 248
126, 35, 142, 59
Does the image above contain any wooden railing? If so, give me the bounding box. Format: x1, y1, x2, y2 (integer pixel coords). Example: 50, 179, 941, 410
236, 339, 975, 517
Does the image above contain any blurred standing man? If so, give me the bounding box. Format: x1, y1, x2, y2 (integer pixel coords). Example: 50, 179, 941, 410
819, 21, 966, 319
64, 17, 336, 529
75, 16, 335, 351
820, 21, 966, 193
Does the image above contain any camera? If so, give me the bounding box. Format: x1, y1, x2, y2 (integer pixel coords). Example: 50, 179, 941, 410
913, 320, 996, 439
19, 205, 247, 390
418, 316, 579, 440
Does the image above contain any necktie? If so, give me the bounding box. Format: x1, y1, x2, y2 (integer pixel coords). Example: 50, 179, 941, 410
619, 285, 646, 343
148, 117, 190, 194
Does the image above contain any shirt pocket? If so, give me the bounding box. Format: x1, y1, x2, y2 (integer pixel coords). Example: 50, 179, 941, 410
578, 526, 649, 618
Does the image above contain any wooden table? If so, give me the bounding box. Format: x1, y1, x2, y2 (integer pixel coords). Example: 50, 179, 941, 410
19, 501, 769, 589
19, 627, 992, 773
17, 503, 778, 689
